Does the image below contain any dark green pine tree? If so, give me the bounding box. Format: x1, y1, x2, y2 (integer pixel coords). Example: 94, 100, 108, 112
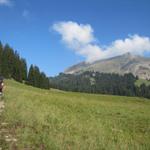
12, 51, 23, 82
20, 58, 28, 81
33, 66, 41, 87
139, 83, 150, 98
39, 72, 50, 89
0, 41, 49, 89
27, 65, 35, 86
11, 51, 28, 83
1, 44, 14, 78
27, 65, 50, 89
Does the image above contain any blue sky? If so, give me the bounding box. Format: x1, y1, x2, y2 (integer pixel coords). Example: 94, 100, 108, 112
0, 0, 150, 76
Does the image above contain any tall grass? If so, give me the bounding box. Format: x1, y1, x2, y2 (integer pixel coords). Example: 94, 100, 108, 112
2, 80, 150, 149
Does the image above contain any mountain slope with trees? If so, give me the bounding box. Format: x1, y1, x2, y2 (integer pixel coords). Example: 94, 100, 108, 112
50, 72, 150, 99
1, 41, 150, 98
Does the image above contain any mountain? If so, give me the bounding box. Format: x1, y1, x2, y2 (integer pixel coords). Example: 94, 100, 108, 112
65, 53, 150, 79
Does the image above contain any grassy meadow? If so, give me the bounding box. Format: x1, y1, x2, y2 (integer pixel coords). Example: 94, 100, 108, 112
135, 79, 150, 87
1, 80, 150, 149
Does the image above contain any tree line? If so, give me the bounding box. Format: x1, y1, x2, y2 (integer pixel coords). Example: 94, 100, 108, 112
0, 41, 150, 98
50, 72, 150, 99
0, 41, 50, 89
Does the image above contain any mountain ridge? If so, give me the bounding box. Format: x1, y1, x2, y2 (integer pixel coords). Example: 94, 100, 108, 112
65, 53, 150, 79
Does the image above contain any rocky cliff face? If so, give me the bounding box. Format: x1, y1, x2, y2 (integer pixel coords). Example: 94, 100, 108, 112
65, 53, 150, 79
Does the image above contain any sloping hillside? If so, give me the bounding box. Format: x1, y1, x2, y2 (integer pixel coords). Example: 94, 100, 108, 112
65, 53, 150, 79
1, 80, 150, 149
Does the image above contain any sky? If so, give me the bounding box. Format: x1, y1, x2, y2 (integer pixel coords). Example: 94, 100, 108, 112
0, 0, 150, 76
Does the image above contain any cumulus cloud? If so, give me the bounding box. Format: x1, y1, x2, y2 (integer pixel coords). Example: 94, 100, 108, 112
53, 21, 150, 62
0, 0, 12, 6
53, 21, 95, 47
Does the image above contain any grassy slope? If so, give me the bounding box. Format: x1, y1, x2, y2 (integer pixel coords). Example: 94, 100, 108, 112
135, 79, 150, 87
2, 80, 150, 150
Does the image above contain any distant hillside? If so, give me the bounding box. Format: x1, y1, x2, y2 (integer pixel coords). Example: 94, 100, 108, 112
50, 72, 150, 99
65, 53, 150, 79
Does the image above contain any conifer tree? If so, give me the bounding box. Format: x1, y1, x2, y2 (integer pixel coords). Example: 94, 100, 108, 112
28, 65, 35, 86
21, 58, 27, 81
0, 41, 50, 89
1, 44, 14, 78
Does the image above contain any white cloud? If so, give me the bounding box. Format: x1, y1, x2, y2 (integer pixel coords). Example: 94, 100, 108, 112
53, 21, 95, 48
78, 45, 102, 62
53, 21, 150, 62
0, 0, 12, 6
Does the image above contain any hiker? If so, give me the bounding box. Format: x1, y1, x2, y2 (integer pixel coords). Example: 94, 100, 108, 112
0, 77, 4, 96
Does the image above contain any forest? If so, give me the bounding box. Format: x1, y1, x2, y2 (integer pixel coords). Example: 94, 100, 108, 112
0, 41, 150, 98
50, 72, 150, 99
0, 41, 50, 89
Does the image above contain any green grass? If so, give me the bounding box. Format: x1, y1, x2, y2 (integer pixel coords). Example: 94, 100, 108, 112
1, 80, 150, 150
135, 79, 150, 87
